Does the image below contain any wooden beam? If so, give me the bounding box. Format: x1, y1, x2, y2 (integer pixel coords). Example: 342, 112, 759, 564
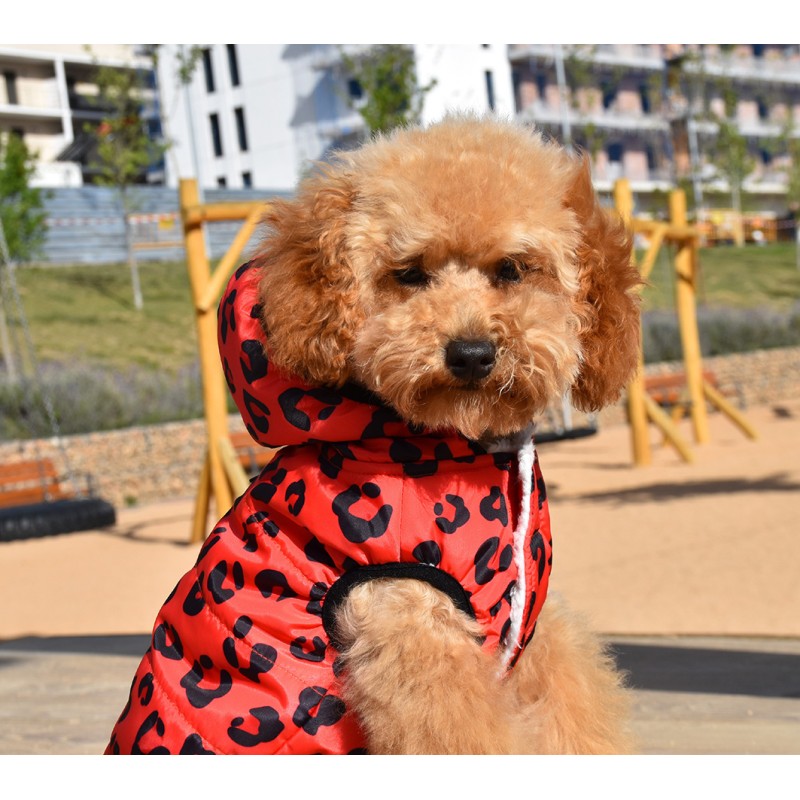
180, 179, 233, 530
669, 190, 710, 445
182, 201, 265, 226
197, 206, 264, 313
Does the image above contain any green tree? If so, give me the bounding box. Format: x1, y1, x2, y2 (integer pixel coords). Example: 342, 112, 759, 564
0, 133, 47, 262
88, 59, 167, 309
711, 118, 755, 244
340, 45, 435, 135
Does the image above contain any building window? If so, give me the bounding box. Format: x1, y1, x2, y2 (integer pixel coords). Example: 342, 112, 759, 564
485, 70, 495, 111
242, 171, 252, 188
757, 97, 770, 120
607, 142, 624, 163
234, 106, 249, 152
3, 71, 18, 105
535, 72, 548, 102
209, 112, 223, 157
202, 48, 215, 93
347, 78, 363, 101
217, 176, 227, 187
639, 83, 651, 114
602, 82, 616, 110
226, 44, 241, 87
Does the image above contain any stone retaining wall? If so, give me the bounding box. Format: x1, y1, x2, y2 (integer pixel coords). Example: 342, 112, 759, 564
2, 346, 798, 509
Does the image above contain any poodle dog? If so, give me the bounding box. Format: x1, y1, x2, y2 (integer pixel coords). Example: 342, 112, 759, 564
106, 116, 641, 756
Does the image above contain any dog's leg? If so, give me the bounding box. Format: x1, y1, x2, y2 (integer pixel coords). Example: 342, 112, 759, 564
507, 594, 635, 754
334, 579, 519, 754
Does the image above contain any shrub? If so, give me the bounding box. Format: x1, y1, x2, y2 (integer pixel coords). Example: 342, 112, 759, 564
642, 304, 800, 363
0, 361, 203, 441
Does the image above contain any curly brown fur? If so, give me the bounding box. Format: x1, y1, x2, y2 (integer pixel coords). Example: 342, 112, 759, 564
254, 115, 640, 753
257, 115, 641, 439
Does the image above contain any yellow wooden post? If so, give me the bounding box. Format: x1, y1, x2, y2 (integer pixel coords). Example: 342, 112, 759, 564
614, 179, 651, 466
180, 178, 234, 541
669, 190, 710, 444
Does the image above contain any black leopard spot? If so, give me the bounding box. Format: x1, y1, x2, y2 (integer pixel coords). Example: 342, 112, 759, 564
304, 536, 336, 568
235, 260, 254, 279
153, 622, 183, 661
306, 582, 328, 616
292, 686, 346, 735
474, 537, 513, 585
240, 339, 268, 383
180, 658, 233, 709
182, 572, 206, 616
196, 532, 222, 565
245, 511, 279, 539
389, 438, 421, 463
412, 540, 442, 566
290, 636, 327, 662
137, 672, 155, 706
243, 390, 271, 434
434, 494, 471, 533
223, 357, 236, 395
224, 638, 278, 683
179, 734, 215, 755
479, 486, 509, 526
132, 710, 169, 755
500, 617, 512, 647
250, 467, 288, 505
537, 472, 547, 509
285, 479, 306, 516
228, 706, 285, 747
278, 387, 342, 432
530, 530, 547, 581
207, 561, 235, 604
218, 288, 237, 345
333, 483, 393, 544
489, 579, 517, 617
254, 569, 297, 601
361, 406, 403, 439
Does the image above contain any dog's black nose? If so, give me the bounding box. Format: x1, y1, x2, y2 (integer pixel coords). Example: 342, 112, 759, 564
445, 339, 496, 382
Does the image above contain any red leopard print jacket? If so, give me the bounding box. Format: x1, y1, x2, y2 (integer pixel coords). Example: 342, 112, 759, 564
106, 262, 553, 755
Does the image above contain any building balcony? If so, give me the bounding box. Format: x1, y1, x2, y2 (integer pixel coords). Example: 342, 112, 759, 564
508, 44, 664, 71
0, 83, 62, 115
518, 101, 669, 134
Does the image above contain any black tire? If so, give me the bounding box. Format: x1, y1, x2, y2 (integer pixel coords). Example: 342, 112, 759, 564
0, 498, 117, 543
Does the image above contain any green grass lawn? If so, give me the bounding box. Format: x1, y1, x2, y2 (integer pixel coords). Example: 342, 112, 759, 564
10, 260, 200, 372
641, 241, 800, 312
5, 242, 800, 373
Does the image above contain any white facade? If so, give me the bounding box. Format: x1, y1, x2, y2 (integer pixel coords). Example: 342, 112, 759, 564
0, 44, 154, 187
157, 44, 515, 192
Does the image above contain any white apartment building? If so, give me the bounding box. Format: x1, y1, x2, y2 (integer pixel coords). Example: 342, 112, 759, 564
155, 44, 514, 192
0, 44, 157, 187
6, 42, 799, 208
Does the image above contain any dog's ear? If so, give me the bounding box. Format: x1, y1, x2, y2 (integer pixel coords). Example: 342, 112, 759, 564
256, 166, 363, 387
566, 154, 642, 411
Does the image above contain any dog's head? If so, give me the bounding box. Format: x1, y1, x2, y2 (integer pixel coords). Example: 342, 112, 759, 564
256, 116, 641, 441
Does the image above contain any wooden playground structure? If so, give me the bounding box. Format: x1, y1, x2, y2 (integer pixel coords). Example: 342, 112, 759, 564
614, 179, 757, 467
180, 176, 758, 541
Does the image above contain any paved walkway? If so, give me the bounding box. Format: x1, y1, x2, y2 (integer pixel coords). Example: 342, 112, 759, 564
1, 400, 799, 754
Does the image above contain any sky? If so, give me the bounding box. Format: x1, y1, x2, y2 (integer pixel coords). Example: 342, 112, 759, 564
5, 0, 789, 50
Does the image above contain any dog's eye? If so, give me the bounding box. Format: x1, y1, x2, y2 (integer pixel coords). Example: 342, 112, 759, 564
496, 258, 523, 283
394, 263, 429, 286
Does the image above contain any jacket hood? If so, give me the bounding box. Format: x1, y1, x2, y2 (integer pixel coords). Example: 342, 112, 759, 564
219, 261, 437, 450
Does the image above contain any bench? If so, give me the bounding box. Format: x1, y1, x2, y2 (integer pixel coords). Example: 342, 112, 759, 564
0, 458, 116, 541
644, 370, 742, 419
0, 458, 73, 509
229, 431, 280, 477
